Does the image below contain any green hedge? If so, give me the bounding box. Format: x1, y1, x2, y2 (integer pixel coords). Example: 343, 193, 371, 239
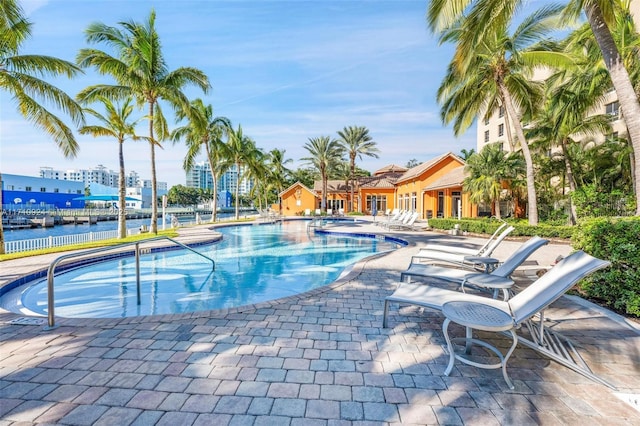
427, 218, 574, 239
571, 217, 640, 317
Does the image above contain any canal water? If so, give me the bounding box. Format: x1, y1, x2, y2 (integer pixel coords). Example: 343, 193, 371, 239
2, 213, 237, 242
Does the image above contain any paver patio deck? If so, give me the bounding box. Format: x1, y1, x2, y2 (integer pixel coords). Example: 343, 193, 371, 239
1, 218, 639, 425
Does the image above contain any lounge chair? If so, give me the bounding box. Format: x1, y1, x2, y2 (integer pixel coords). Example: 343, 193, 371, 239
401, 236, 549, 300
304, 209, 312, 217
420, 221, 509, 255
383, 251, 613, 389
412, 225, 515, 271
388, 211, 420, 230
381, 210, 409, 229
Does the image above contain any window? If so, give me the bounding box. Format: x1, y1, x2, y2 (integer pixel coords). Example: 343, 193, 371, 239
498, 123, 504, 137
484, 117, 489, 125
25, 186, 32, 192
606, 101, 620, 117
499, 106, 505, 117
40, 187, 46, 192
54, 188, 59, 193
411, 192, 417, 212
484, 130, 489, 143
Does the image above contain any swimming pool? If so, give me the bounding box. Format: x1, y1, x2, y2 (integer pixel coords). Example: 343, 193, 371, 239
2, 221, 404, 318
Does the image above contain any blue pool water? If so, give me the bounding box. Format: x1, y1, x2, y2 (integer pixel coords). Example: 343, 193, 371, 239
4, 221, 402, 318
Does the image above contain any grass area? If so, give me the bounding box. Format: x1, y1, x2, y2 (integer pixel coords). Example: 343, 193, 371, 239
0, 230, 179, 262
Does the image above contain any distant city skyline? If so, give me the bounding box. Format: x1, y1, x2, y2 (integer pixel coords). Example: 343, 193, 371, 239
4, 0, 546, 187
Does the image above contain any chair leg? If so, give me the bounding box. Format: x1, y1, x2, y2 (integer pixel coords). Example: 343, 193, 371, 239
383, 300, 389, 328
443, 318, 456, 376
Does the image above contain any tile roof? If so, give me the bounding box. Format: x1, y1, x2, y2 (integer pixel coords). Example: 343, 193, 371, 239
373, 164, 408, 175
395, 152, 464, 184
422, 166, 467, 190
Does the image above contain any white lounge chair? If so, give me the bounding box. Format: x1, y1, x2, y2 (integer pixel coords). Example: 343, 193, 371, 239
420, 221, 510, 255
412, 225, 515, 271
383, 251, 613, 389
401, 236, 549, 300
388, 211, 420, 231
304, 209, 312, 217
382, 210, 409, 229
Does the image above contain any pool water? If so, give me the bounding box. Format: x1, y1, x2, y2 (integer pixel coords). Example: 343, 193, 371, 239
8, 221, 401, 318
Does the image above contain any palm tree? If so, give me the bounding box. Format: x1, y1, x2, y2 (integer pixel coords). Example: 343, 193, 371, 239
78, 97, 143, 238
564, 0, 640, 215
336, 126, 379, 213
435, 4, 568, 225
76, 9, 210, 233
464, 143, 525, 219
301, 136, 344, 212
172, 99, 231, 223
527, 50, 612, 224
266, 149, 293, 213
0, 0, 84, 254
429, 0, 640, 215
225, 124, 259, 220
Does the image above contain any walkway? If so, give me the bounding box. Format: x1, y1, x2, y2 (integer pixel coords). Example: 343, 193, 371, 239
1, 219, 639, 425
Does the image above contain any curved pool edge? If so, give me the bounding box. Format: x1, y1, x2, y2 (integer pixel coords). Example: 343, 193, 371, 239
0, 221, 411, 326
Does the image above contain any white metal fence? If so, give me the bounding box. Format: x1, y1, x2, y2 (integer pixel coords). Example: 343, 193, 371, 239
4, 230, 126, 254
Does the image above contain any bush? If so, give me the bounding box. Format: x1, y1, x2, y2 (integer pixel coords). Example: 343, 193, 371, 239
572, 185, 636, 217
427, 218, 574, 239
572, 217, 640, 317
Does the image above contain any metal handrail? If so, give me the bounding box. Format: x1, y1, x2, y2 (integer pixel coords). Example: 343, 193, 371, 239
45, 236, 215, 329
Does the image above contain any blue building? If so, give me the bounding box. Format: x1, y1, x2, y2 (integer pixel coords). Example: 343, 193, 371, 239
2, 174, 85, 210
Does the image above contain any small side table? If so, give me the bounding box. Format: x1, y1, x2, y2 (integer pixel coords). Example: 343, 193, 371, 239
462, 274, 514, 300
463, 256, 500, 272
442, 300, 517, 389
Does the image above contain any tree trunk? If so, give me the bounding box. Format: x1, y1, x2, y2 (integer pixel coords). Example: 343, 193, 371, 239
586, 3, 640, 215
149, 101, 158, 234
0, 172, 4, 255
235, 162, 240, 220
118, 139, 127, 238
499, 82, 539, 224
561, 141, 578, 225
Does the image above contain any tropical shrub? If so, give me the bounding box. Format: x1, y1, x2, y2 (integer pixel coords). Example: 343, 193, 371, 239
427, 218, 573, 239
572, 185, 636, 218
572, 217, 640, 317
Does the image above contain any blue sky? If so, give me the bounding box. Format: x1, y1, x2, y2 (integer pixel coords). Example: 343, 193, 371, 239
3, 0, 481, 187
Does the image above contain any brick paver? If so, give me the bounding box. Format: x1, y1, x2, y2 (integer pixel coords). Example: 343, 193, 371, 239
1, 220, 639, 425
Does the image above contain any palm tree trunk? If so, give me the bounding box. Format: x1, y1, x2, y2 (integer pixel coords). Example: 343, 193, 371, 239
149, 102, 158, 234
585, 3, 640, 215
0, 173, 4, 255
211, 173, 218, 223
235, 162, 240, 220
561, 141, 578, 225
499, 82, 539, 225
118, 140, 127, 238
350, 159, 355, 213
321, 169, 327, 212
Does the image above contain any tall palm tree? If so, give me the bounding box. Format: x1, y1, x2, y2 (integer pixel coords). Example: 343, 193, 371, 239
0, 0, 84, 254
301, 136, 344, 212
225, 124, 259, 220
172, 99, 231, 223
336, 126, 379, 213
429, 0, 640, 215
564, 0, 640, 215
527, 46, 612, 223
266, 148, 293, 213
435, 4, 569, 225
76, 10, 210, 233
464, 143, 525, 219
78, 97, 143, 238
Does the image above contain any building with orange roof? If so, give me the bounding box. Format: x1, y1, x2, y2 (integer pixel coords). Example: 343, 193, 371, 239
276, 154, 477, 219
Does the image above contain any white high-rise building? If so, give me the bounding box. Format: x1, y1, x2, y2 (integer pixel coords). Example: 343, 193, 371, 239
185, 162, 254, 195
39, 165, 162, 190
